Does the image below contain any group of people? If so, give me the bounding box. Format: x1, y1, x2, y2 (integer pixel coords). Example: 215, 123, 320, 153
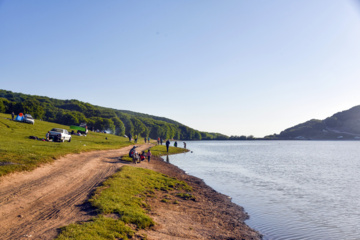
128, 133, 150, 144
129, 146, 152, 164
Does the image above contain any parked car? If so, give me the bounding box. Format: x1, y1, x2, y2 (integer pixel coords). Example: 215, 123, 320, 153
23, 114, 35, 124
49, 128, 72, 142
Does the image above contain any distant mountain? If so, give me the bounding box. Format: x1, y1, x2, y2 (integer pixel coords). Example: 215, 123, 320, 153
265, 106, 360, 140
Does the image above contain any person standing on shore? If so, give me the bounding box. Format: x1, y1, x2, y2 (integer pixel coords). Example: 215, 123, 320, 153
160, 138, 163, 145
183, 142, 186, 149
166, 139, 170, 152
147, 149, 152, 162
11, 112, 14, 120
128, 133, 132, 142
174, 141, 177, 147
157, 137, 160, 145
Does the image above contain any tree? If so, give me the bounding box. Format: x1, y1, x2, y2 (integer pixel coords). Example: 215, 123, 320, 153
89, 117, 115, 133
0, 98, 10, 113
131, 117, 146, 136
194, 131, 202, 140
117, 113, 134, 136
60, 112, 80, 125
112, 117, 125, 136
11, 99, 45, 119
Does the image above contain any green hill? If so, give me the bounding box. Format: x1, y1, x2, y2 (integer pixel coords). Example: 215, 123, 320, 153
0, 89, 227, 140
265, 106, 360, 140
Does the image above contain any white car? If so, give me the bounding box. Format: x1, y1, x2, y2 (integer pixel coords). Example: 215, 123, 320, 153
49, 128, 72, 142
23, 114, 35, 124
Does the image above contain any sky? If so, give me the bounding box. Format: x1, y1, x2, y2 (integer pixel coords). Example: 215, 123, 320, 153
1, 0, 360, 137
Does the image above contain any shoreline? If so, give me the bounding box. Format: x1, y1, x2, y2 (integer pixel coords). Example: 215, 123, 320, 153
140, 155, 262, 239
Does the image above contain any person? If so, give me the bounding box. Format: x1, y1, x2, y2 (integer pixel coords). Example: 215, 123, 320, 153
11, 112, 14, 120
128, 133, 132, 142
144, 137, 147, 143
140, 151, 145, 161
147, 149, 152, 162
148, 137, 150, 143
129, 146, 137, 158
135, 135, 138, 143
174, 141, 177, 147
160, 138, 163, 145
157, 137, 160, 145
133, 152, 139, 164
183, 142, 186, 149
166, 139, 170, 152
46, 131, 50, 141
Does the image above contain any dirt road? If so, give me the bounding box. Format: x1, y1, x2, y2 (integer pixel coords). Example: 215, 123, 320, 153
0, 144, 151, 240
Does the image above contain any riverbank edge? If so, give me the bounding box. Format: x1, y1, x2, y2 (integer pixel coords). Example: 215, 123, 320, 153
143, 154, 262, 239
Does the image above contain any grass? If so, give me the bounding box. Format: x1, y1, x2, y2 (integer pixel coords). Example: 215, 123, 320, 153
176, 192, 196, 201
0, 113, 134, 176
149, 144, 189, 157
56, 166, 192, 240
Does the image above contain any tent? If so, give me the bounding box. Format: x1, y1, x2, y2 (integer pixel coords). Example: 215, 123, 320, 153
70, 125, 87, 132
15, 113, 24, 121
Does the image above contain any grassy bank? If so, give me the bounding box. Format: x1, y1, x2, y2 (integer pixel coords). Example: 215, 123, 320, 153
56, 166, 192, 240
0, 113, 134, 176
149, 144, 189, 157
121, 144, 189, 162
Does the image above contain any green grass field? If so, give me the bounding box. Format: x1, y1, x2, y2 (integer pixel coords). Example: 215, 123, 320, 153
0, 113, 134, 176
56, 166, 192, 240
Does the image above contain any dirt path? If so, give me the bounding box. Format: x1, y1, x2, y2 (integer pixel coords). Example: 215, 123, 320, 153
0, 144, 152, 240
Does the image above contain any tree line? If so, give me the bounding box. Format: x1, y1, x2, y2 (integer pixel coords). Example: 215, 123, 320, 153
0, 90, 229, 140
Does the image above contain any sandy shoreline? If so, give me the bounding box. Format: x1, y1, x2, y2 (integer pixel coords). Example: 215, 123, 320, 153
141, 155, 262, 240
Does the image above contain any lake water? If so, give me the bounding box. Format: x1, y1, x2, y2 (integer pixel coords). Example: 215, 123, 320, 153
167, 141, 360, 240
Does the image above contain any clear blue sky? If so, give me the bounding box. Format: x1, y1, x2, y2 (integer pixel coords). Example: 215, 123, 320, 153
1, 0, 360, 137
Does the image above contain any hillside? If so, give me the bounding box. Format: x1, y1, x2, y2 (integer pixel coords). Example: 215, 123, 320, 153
0, 89, 228, 140
265, 106, 360, 140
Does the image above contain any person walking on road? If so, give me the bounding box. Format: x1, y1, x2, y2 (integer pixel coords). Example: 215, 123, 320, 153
147, 149, 152, 163
166, 139, 170, 153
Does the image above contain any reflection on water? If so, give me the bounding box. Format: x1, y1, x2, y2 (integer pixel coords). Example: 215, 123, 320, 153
169, 141, 360, 240
166, 155, 169, 163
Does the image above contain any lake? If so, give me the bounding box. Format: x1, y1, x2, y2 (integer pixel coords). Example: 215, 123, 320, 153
167, 141, 360, 240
